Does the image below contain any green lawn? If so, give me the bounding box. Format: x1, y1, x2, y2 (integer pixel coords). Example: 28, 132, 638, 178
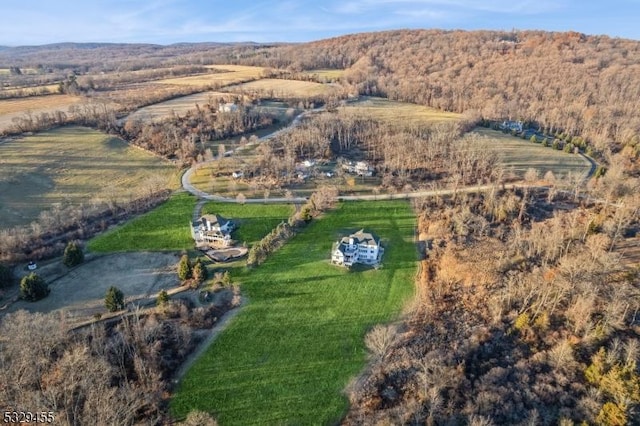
171, 200, 417, 425
202, 202, 294, 246
88, 192, 197, 252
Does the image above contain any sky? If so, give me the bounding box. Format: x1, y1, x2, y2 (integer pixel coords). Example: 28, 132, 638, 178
1, 0, 639, 46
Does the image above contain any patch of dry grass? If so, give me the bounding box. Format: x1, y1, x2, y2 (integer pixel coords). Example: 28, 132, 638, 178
0, 94, 83, 131
124, 91, 228, 122
303, 69, 345, 80
0, 94, 82, 115
157, 65, 265, 87
225, 78, 338, 98
341, 96, 461, 125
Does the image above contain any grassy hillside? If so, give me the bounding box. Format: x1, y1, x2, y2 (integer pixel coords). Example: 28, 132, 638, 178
171, 200, 417, 424
0, 126, 177, 229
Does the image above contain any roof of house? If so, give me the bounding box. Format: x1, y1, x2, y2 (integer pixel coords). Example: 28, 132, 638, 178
200, 214, 231, 226
339, 229, 379, 247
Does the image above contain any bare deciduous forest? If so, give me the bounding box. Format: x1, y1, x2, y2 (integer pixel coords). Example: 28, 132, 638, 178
237, 30, 640, 175
345, 185, 639, 425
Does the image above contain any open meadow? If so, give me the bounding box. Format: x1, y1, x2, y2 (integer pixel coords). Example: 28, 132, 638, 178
303, 68, 345, 81
0, 126, 178, 229
342, 96, 461, 126
171, 200, 417, 425
156, 65, 265, 88
472, 128, 591, 178
123, 90, 228, 122
225, 78, 338, 98
0, 94, 83, 132
0, 83, 60, 97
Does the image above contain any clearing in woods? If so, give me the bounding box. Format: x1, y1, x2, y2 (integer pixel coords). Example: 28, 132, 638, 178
303, 69, 345, 81
472, 128, 592, 178
341, 96, 461, 126
155, 65, 266, 87
171, 200, 417, 425
225, 78, 339, 98
0, 126, 178, 229
123, 91, 228, 122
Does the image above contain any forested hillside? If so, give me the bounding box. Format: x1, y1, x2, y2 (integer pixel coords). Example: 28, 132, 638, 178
239, 30, 640, 165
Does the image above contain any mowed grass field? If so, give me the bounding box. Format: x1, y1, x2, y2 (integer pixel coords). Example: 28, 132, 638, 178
89, 195, 294, 253
225, 78, 338, 98
201, 202, 294, 246
342, 96, 461, 126
0, 126, 177, 229
171, 200, 417, 425
0, 94, 83, 131
156, 65, 265, 87
472, 128, 591, 178
88, 192, 197, 253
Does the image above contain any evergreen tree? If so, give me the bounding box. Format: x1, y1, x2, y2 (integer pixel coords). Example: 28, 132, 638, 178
19, 273, 49, 301
177, 255, 193, 281
63, 242, 84, 267
157, 289, 169, 306
193, 259, 208, 283
105, 286, 124, 312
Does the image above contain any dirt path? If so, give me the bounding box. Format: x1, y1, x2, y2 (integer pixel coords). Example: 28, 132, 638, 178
172, 298, 245, 385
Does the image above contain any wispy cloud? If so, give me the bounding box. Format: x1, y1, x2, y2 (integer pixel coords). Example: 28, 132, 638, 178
0, 0, 637, 45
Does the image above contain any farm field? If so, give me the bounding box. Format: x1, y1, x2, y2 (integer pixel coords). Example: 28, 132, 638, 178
472, 128, 591, 178
171, 200, 417, 425
0, 126, 177, 229
156, 65, 265, 87
0, 94, 83, 132
123, 90, 228, 122
225, 78, 338, 98
0, 83, 59, 97
342, 96, 461, 126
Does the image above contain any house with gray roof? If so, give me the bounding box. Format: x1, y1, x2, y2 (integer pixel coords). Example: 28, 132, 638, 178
331, 229, 383, 267
191, 214, 235, 247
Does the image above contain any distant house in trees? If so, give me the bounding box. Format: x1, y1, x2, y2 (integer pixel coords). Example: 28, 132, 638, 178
218, 103, 239, 113
191, 214, 235, 247
342, 160, 374, 177
331, 229, 383, 267
500, 120, 524, 133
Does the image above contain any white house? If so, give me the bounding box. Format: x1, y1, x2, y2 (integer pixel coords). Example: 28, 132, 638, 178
191, 214, 235, 247
355, 161, 374, 177
332, 229, 383, 267
218, 103, 239, 113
